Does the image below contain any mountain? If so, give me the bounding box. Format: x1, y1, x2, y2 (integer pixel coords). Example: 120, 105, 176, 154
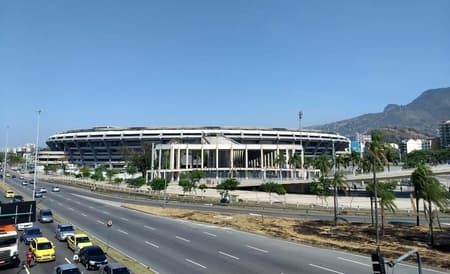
310, 87, 450, 138
369, 128, 434, 144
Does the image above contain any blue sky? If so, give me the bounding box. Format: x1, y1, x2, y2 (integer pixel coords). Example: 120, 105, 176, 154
1, 0, 449, 147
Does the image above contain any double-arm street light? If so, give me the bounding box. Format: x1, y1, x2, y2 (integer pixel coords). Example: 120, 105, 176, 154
32, 110, 42, 200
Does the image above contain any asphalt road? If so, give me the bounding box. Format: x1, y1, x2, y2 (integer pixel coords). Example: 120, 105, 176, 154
3, 174, 449, 274
0, 189, 107, 274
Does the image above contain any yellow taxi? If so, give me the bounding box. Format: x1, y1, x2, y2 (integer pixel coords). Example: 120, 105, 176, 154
31, 237, 56, 262
67, 233, 93, 250
4, 190, 15, 198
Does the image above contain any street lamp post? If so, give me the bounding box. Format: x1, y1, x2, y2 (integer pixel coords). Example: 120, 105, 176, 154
298, 111, 304, 179
3, 126, 9, 181
32, 110, 42, 201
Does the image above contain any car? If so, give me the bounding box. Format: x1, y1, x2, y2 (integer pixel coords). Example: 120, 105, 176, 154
19, 176, 25, 180
52, 186, 61, 192
79, 245, 108, 270
12, 195, 24, 203
28, 180, 34, 184
20, 227, 43, 245
34, 191, 43, 198
67, 233, 93, 250
38, 209, 54, 223
55, 224, 75, 241
39, 187, 47, 193
22, 181, 28, 186
53, 263, 82, 274
12, 174, 16, 178
103, 262, 131, 274
30, 237, 56, 262
4, 190, 15, 198
16, 222, 33, 231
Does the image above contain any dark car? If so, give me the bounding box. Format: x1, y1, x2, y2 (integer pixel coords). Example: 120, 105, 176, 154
53, 263, 82, 274
79, 245, 108, 270
38, 209, 54, 223
20, 227, 43, 244
12, 195, 24, 203
103, 262, 130, 274
34, 191, 43, 198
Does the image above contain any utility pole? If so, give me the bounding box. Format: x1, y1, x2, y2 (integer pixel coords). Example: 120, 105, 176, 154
32, 110, 42, 201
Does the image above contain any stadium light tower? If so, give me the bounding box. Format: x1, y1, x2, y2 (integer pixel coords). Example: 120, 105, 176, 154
298, 111, 304, 179
32, 110, 42, 201
3, 125, 9, 181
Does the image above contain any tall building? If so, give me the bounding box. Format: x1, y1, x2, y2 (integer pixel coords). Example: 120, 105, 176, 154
439, 120, 450, 149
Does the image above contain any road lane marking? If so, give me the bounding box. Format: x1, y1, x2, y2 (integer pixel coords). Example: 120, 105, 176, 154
103, 211, 110, 215
24, 265, 30, 274
144, 225, 155, 230
246, 245, 268, 253
309, 264, 344, 274
69, 207, 74, 211
120, 217, 129, 221
117, 229, 128, 235
176, 236, 191, 242
185, 258, 207, 269
57, 202, 63, 206
81, 213, 87, 217
89, 206, 94, 209
65, 257, 71, 264
203, 232, 217, 237
218, 251, 239, 260
97, 220, 105, 225
338, 257, 370, 267
145, 241, 159, 248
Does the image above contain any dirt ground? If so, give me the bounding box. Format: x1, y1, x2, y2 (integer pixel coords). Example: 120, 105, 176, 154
123, 204, 450, 270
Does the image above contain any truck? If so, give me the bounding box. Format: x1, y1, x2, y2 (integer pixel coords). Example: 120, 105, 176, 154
0, 224, 20, 267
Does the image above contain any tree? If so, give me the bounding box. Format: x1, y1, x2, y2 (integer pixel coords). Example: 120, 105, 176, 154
121, 144, 152, 177
332, 172, 347, 225
349, 151, 361, 175
150, 178, 167, 193
288, 153, 301, 179
273, 153, 286, 179
216, 178, 240, 201
314, 155, 332, 176
367, 181, 397, 235
126, 177, 146, 188
310, 176, 333, 207
260, 182, 278, 203
126, 165, 138, 178
178, 177, 195, 195
411, 164, 431, 226
92, 165, 106, 181
80, 166, 91, 178
366, 132, 387, 246
105, 169, 118, 184
384, 146, 399, 172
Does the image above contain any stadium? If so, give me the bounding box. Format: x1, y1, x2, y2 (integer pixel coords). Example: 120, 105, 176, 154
46, 126, 350, 181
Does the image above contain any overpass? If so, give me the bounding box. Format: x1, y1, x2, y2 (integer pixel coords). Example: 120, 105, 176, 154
234, 164, 450, 188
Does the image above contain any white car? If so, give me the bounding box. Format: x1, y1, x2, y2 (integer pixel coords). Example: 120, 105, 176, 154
52, 186, 60, 192
22, 181, 28, 185
16, 222, 33, 231
39, 187, 47, 193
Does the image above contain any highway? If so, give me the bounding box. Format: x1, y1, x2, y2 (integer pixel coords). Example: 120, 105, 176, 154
3, 175, 449, 274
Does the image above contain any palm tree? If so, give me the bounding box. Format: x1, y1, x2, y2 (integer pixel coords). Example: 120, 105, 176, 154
423, 178, 449, 246
366, 132, 388, 247
288, 153, 301, 179
378, 181, 397, 235
314, 155, 332, 177
411, 164, 430, 225
332, 172, 347, 225
273, 153, 286, 179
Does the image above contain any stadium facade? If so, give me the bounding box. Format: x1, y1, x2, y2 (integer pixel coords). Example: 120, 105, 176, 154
47, 126, 350, 180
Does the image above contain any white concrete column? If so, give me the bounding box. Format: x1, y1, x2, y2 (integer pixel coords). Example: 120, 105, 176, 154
260, 148, 263, 169
201, 146, 204, 169
230, 147, 234, 169
216, 146, 219, 179
245, 147, 248, 169
177, 148, 181, 170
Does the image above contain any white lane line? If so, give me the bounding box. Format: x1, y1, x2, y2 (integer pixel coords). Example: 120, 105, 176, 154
97, 220, 105, 225
57, 202, 63, 206
176, 236, 191, 243
185, 258, 207, 269
103, 211, 110, 215
65, 257, 71, 264
67, 198, 72, 201
89, 206, 94, 209
246, 245, 268, 253
24, 265, 30, 274
338, 257, 370, 267
144, 225, 156, 230
117, 229, 129, 235
145, 241, 159, 248
69, 207, 74, 211
203, 232, 217, 237
120, 217, 129, 221
218, 251, 239, 260
309, 264, 344, 274
81, 213, 87, 217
